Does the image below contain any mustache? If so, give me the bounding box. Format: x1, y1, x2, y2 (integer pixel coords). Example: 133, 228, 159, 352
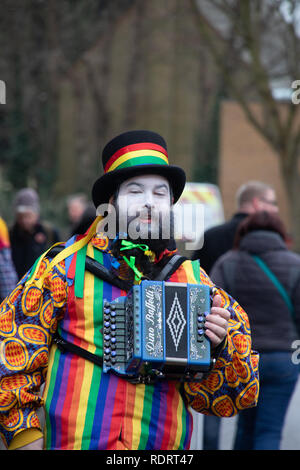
122, 210, 174, 239
127, 206, 158, 220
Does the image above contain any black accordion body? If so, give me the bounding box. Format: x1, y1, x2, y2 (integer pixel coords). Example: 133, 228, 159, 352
103, 281, 212, 383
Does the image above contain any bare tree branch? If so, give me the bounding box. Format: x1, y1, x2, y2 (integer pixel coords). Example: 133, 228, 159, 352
190, 0, 300, 250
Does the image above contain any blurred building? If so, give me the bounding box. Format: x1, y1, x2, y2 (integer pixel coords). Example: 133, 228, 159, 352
219, 100, 300, 238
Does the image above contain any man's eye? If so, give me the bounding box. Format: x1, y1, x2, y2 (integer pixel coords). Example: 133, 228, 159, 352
130, 189, 142, 194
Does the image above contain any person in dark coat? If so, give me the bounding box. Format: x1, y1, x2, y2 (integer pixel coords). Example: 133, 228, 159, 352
192, 180, 279, 449
66, 193, 89, 236
10, 188, 60, 280
192, 180, 279, 274
210, 211, 300, 450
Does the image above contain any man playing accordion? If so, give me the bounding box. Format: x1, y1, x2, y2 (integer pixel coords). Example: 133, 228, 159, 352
0, 130, 259, 450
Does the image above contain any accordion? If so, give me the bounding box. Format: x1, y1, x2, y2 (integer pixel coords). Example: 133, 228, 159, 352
102, 281, 212, 383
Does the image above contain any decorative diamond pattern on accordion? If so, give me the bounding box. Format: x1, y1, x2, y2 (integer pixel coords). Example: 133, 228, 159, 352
103, 281, 211, 382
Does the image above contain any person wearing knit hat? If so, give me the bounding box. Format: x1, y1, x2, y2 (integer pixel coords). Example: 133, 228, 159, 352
10, 188, 60, 279
0, 131, 258, 450
13, 188, 41, 215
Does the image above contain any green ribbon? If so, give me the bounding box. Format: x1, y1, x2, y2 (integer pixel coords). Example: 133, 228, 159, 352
119, 240, 150, 281
74, 244, 87, 298
122, 255, 143, 281
120, 240, 149, 252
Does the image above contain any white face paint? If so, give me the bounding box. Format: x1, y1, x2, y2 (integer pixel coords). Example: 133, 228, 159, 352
116, 174, 172, 240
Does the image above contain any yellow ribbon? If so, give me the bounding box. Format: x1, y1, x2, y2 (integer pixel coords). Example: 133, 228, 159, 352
26, 215, 103, 289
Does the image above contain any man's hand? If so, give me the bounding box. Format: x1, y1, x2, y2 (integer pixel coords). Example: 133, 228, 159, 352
205, 294, 230, 349
16, 437, 44, 450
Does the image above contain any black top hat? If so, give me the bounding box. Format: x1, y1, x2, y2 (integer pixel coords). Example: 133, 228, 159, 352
92, 130, 186, 207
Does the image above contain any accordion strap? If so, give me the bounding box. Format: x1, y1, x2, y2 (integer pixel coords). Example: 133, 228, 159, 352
47, 246, 186, 287
154, 254, 186, 281
47, 245, 130, 290
53, 333, 103, 367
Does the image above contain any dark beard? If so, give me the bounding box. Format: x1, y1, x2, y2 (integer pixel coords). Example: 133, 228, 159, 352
110, 204, 175, 281
110, 239, 161, 280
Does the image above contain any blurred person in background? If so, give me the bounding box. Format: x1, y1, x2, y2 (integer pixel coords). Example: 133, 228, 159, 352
210, 211, 300, 450
193, 180, 279, 274
66, 193, 89, 236
72, 203, 96, 235
192, 180, 279, 449
0, 216, 17, 301
10, 188, 60, 280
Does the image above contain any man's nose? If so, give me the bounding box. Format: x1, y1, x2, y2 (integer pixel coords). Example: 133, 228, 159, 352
143, 191, 155, 208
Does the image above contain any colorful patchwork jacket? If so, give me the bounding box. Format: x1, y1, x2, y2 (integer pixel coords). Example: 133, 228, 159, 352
0, 217, 18, 301
0, 225, 259, 450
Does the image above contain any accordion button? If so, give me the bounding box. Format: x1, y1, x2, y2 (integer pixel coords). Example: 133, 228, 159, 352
104, 308, 110, 314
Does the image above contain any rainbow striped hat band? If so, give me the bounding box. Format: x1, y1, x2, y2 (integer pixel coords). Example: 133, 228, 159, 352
92, 130, 186, 207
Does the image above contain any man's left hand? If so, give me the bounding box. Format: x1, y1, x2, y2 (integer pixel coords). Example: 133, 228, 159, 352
205, 294, 230, 349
